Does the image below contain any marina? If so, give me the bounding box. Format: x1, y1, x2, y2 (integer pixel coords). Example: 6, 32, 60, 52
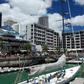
0, 0, 84, 84
18, 65, 80, 84
0, 63, 83, 84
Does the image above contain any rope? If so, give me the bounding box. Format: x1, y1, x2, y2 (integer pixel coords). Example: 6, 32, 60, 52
67, 0, 79, 63
13, 55, 26, 84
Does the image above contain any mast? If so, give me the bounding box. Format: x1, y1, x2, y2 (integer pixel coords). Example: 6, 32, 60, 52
60, 0, 79, 61
60, 0, 66, 53
67, 0, 79, 61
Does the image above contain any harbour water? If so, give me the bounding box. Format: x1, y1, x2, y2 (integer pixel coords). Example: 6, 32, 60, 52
0, 63, 83, 84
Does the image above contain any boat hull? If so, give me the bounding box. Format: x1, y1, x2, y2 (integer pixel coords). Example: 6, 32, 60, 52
18, 66, 80, 84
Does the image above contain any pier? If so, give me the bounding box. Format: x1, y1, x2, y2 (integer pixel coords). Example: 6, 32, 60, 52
67, 60, 82, 64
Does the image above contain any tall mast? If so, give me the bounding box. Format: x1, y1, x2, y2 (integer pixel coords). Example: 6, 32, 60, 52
60, 0, 66, 53
67, 0, 79, 61
60, 0, 79, 61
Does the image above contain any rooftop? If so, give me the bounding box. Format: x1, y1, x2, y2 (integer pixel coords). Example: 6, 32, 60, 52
0, 25, 21, 39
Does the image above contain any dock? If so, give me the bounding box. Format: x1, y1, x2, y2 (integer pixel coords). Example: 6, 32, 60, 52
0, 67, 29, 73
70, 78, 84, 84
67, 60, 82, 64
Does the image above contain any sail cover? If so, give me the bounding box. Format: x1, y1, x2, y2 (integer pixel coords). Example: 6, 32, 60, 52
39, 54, 66, 72
29, 54, 66, 75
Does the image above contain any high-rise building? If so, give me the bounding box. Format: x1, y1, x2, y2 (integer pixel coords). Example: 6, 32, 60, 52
24, 23, 60, 50
38, 16, 49, 28
10, 16, 60, 50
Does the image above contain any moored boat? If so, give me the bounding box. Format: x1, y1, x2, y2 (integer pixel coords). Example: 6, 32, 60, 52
18, 65, 80, 84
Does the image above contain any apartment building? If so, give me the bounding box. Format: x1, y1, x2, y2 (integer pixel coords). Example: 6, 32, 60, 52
12, 16, 60, 50
63, 26, 84, 52
30, 23, 60, 50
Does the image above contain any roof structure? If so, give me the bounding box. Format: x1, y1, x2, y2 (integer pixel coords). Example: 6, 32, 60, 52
0, 25, 21, 39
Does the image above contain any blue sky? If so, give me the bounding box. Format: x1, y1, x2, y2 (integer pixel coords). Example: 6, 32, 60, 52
0, 0, 8, 4
47, 0, 84, 32
1, 0, 84, 17
47, 0, 84, 17
0, 0, 84, 33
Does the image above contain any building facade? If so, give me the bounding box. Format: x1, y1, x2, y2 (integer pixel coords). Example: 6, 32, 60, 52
12, 16, 60, 50
63, 26, 84, 52
38, 16, 49, 28
26, 23, 60, 50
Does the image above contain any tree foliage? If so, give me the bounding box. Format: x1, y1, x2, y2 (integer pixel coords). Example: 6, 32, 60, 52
0, 40, 3, 51
23, 42, 32, 52
55, 47, 61, 54
42, 44, 48, 52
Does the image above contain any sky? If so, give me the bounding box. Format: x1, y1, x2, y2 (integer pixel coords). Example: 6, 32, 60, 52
0, 0, 84, 35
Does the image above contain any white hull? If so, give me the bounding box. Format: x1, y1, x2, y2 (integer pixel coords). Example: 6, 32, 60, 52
18, 65, 80, 84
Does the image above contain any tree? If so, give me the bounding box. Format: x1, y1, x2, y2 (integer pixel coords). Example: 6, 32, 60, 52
55, 47, 61, 55
23, 42, 32, 52
64, 48, 67, 54
0, 40, 3, 51
42, 44, 48, 52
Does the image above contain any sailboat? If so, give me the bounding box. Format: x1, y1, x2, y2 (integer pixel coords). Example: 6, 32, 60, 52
18, 65, 80, 84
18, 0, 81, 84
18, 50, 80, 84
18, 55, 80, 84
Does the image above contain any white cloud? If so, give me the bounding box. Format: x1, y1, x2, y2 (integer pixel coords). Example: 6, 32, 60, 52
0, 4, 10, 15
0, 4, 38, 25
9, 0, 52, 15
72, 15, 84, 26
0, 0, 67, 36
0, 0, 52, 26
75, 0, 84, 5
1, 0, 84, 36
66, 15, 84, 26
0, 0, 52, 35
48, 13, 84, 36
48, 13, 62, 36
